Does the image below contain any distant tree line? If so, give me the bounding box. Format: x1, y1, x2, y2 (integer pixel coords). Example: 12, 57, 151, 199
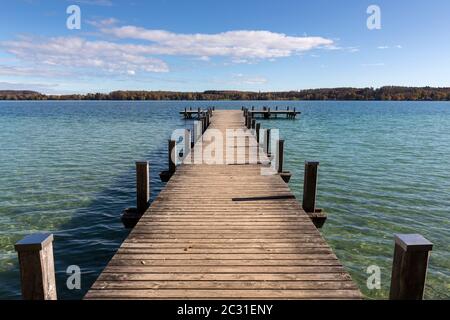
1, 87, 450, 101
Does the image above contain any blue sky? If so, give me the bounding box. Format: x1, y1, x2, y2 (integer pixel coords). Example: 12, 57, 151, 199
0, 0, 449, 94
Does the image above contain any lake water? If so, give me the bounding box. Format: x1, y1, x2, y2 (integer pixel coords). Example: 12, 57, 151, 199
0, 101, 449, 299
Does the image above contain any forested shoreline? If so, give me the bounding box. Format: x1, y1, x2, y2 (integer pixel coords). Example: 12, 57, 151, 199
1, 87, 450, 101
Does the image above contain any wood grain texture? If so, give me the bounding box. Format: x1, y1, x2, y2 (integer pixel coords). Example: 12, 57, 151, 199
85, 110, 362, 300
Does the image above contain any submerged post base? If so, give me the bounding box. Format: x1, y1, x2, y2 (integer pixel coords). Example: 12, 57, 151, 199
121, 207, 143, 229
280, 171, 292, 183
306, 208, 327, 228
159, 170, 173, 182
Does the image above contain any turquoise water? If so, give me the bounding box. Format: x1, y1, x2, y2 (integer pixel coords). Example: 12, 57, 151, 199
0, 101, 449, 299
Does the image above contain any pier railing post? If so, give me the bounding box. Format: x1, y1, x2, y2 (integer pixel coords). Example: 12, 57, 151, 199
246, 115, 251, 130
256, 123, 261, 144
136, 161, 150, 214
390, 234, 433, 300
169, 139, 176, 175
265, 129, 271, 155
276, 139, 284, 173
251, 119, 256, 130
302, 161, 319, 213
15, 234, 57, 300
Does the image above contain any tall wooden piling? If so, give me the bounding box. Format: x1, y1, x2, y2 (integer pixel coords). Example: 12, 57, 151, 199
302, 161, 319, 213
251, 119, 256, 130
265, 129, 271, 154
136, 161, 150, 214
277, 140, 284, 173
256, 123, 261, 144
390, 234, 433, 300
15, 233, 57, 300
169, 140, 176, 175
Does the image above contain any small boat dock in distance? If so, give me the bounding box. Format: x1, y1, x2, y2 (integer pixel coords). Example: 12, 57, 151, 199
84, 109, 362, 300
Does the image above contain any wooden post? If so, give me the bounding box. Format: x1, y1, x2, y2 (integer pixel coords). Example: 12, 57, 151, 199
256, 123, 261, 144
251, 119, 256, 130
169, 140, 176, 175
247, 115, 251, 129
276, 140, 284, 173
244, 114, 248, 127
390, 234, 433, 300
265, 129, 271, 154
302, 161, 319, 213
136, 161, 149, 214
15, 234, 57, 300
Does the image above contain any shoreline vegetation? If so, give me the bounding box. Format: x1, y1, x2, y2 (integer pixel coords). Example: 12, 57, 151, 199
1, 86, 450, 101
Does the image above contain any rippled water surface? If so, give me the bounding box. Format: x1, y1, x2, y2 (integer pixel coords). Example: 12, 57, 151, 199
0, 101, 449, 299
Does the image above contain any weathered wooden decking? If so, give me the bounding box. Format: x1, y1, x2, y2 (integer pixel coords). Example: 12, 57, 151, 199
85, 110, 362, 300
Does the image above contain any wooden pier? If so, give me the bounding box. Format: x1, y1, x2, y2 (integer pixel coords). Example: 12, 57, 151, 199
84, 110, 362, 300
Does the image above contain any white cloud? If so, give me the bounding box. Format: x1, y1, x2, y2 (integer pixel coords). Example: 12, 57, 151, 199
102, 26, 334, 60
86, 17, 119, 28
362, 63, 385, 67
0, 64, 71, 77
377, 45, 402, 50
69, 0, 113, 6
0, 81, 55, 91
233, 73, 268, 85
1, 36, 169, 75
0, 24, 334, 78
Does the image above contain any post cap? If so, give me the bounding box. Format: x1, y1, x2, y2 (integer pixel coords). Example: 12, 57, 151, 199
394, 234, 433, 252
305, 161, 320, 166
15, 233, 54, 252
136, 160, 148, 165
